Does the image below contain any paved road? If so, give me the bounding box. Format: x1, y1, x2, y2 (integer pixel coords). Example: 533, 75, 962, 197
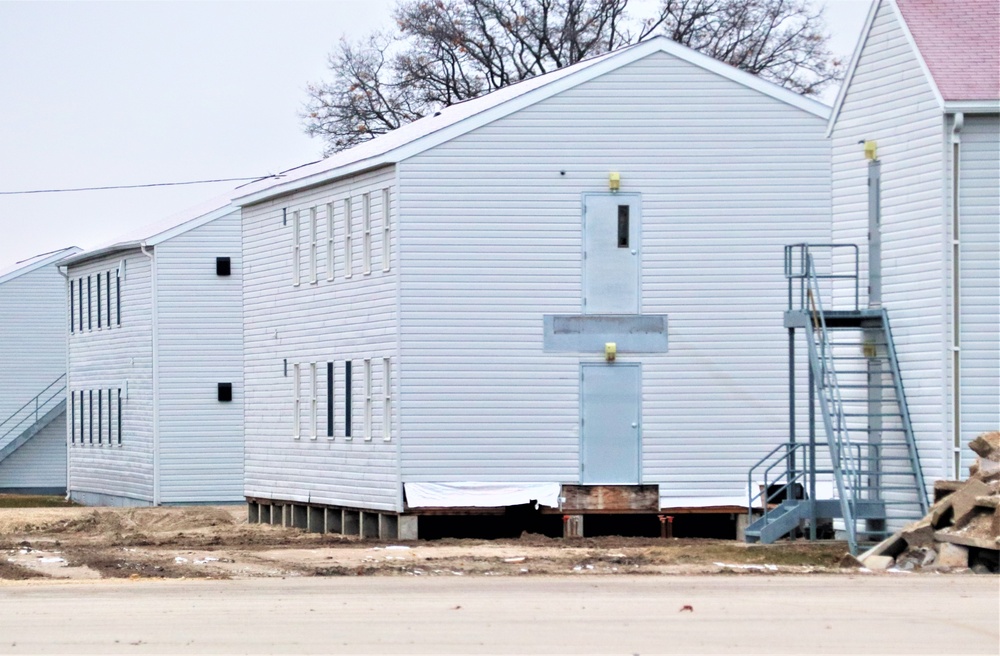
0, 576, 996, 654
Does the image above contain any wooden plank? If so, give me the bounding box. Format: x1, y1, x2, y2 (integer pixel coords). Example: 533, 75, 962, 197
559, 485, 659, 512
658, 505, 747, 515
402, 506, 505, 516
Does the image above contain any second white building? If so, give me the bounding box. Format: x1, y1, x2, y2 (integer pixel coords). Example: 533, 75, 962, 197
62, 199, 244, 506
235, 37, 834, 536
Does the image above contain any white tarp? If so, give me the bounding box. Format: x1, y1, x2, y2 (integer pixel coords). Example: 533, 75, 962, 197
404, 482, 562, 509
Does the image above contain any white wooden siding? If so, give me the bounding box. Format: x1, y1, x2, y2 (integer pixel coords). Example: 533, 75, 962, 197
830, 0, 948, 482
958, 115, 1000, 469
242, 167, 400, 512
398, 50, 831, 506
155, 210, 244, 503
67, 253, 155, 505
0, 413, 66, 490
0, 260, 68, 448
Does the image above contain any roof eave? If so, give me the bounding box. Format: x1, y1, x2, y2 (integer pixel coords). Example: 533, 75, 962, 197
826, 0, 883, 137
235, 159, 396, 207
0, 247, 83, 285
60, 243, 144, 269
943, 100, 1000, 113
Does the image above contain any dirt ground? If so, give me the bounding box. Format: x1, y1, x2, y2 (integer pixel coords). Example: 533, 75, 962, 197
0, 503, 981, 582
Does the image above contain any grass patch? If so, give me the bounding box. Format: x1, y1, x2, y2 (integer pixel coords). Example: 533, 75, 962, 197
0, 495, 78, 509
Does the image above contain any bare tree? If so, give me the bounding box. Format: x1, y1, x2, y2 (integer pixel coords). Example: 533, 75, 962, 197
303, 0, 839, 154
659, 0, 841, 95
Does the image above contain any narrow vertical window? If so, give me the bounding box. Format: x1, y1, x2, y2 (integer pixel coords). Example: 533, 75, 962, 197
107, 388, 113, 445
362, 193, 372, 275
344, 360, 352, 438
382, 357, 392, 441
617, 205, 630, 248
293, 363, 301, 439
292, 210, 301, 286
87, 275, 92, 330
96, 274, 102, 328
344, 197, 353, 279
80, 389, 85, 444
88, 390, 93, 443
70, 391, 76, 444
326, 362, 334, 438
116, 269, 121, 326
310, 362, 318, 440
325, 202, 335, 281
70, 280, 76, 334
97, 389, 103, 444
78, 278, 84, 332
106, 271, 111, 328
382, 188, 391, 272
363, 358, 372, 441
309, 207, 318, 284
117, 388, 122, 445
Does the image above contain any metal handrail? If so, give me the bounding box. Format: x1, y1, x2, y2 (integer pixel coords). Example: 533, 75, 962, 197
785, 243, 859, 312
747, 438, 869, 538
803, 254, 861, 552
0, 374, 67, 446
747, 442, 809, 529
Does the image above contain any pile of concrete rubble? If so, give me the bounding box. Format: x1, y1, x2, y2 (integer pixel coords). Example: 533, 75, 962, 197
857, 431, 999, 573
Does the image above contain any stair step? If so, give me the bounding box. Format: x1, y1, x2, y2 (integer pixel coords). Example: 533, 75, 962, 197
835, 384, 897, 389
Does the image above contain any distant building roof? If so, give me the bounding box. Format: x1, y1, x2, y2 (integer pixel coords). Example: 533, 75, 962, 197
60, 193, 235, 268
896, 0, 1000, 101
0, 247, 81, 285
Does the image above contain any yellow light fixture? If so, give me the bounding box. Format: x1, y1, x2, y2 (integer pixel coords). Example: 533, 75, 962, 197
609, 172, 620, 192
605, 342, 617, 362
864, 140, 878, 160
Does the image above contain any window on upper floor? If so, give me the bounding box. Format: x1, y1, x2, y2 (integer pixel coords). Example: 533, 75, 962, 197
309, 207, 318, 285
382, 188, 391, 273
325, 202, 335, 282
363, 193, 372, 276
292, 210, 301, 287
344, 197, 354, 279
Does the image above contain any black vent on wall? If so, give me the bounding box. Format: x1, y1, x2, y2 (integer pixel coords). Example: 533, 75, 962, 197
216, 257, 232, 276
218, 383, 233, 402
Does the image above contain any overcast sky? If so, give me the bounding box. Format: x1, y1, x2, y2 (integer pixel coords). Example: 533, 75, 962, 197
0, 0, 872, 271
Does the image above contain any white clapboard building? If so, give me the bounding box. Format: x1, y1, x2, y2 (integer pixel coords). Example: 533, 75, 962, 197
62, 198, 244, 506
235, 36, 835, 538
829, 0, 999, 481
0, 247, 80, 494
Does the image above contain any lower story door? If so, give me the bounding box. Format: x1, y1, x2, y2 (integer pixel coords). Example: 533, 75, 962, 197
580, 363, 641, 484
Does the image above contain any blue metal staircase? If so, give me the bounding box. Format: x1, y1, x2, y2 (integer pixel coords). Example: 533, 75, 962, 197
746, 245, 928, 554
0, 374, 66, 466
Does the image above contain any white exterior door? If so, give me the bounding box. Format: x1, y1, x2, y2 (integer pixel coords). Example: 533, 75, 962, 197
583, 193, 640, 314
580, 363, 641, 484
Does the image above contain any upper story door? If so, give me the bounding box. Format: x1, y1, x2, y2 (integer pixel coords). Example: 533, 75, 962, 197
583, 193, 641, 314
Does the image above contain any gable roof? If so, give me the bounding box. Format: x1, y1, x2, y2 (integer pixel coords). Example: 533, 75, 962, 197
0, 247, 82, 286
235, 35, 829, 206
829, 0, 999, 132
896, 0, 999, 102
60, 192, 236, 268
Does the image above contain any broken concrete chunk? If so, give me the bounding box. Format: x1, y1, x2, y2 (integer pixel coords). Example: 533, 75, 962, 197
951, 479, 992, 528
900, 520, 936, 548
861, 555, 894, 570
936, 542, 969, 569
968, 431, 1000, 461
